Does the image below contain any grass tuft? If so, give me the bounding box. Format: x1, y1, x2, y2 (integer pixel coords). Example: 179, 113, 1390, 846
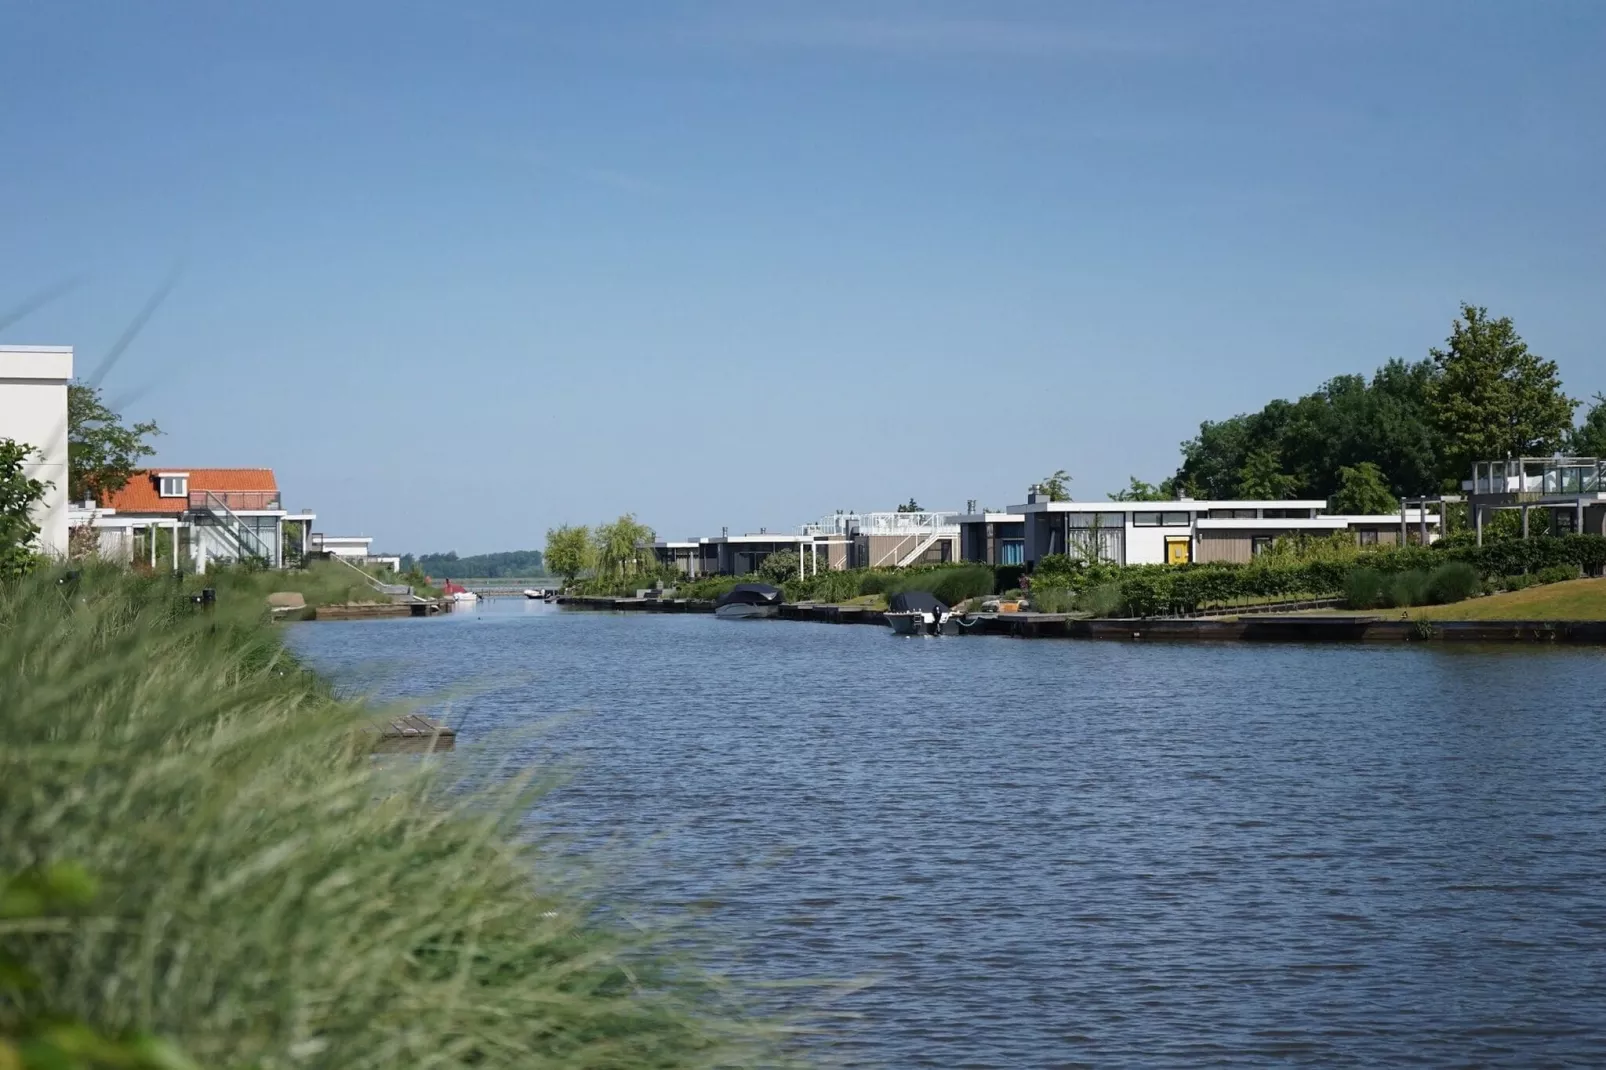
0, 565, 793, 1068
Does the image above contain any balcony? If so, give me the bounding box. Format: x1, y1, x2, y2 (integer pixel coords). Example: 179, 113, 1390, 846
1468, 458, 1605, 498
189, 490, 282, 511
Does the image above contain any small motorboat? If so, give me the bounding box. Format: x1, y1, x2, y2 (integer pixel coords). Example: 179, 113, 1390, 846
523, 588, 546, 599
442, 580, 478, 606
714, 582, 783, 619
885, 590, 950, 636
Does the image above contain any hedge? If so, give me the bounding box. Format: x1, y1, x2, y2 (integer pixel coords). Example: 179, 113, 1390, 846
1028, 535, 1606, 618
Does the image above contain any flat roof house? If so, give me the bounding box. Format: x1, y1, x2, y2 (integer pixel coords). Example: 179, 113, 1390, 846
1019, 495, 1438, 568
956, 512, 1025, 567
1466, 456, 1606, 540
0, 345, 72, 557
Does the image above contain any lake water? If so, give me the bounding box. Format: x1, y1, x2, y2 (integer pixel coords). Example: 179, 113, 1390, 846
291, 601, 1606, 1067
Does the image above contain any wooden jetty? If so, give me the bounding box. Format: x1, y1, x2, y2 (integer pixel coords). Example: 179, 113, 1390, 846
372, 713, 456, 752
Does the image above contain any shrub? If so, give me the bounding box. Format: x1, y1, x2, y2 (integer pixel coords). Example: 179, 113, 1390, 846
1028, 587, 1075, 614
756, 550, 800, 584
887, 564, 995, 606
994, 564, 1025, 593
1426, 562, 1480, 604
1384, 569, 1430, 608
0, 567, 784, 1067
1503, 573, 1535, 592
1537, 564, 1580, 585
1078, 583, 1127, 617
1345, 567, 1387, 609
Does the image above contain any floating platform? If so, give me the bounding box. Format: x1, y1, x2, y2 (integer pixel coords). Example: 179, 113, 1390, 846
372, 713, 456, 752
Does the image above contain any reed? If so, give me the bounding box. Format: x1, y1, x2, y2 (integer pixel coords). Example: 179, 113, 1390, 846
0, 566, 791, 1069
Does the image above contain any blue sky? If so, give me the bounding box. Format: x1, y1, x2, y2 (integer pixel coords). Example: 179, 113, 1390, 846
3, 1, 1603, 554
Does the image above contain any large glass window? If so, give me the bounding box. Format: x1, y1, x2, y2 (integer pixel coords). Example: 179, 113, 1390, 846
999, 540, 1024, 565
1208, 508, 1256, 519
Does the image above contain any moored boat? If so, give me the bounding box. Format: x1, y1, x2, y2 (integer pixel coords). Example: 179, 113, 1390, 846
885, 590, 950, 636
713, 582, 783, 620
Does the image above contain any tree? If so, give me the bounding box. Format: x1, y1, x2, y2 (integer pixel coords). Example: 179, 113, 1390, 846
67, 384, 159, 503
0, 440, 49, 578
1330, 461, 1398, 515
592, 514, 655, 578
1037, 470, 1071, 502
1108, 476, 1169, 502
895, 498, 922, 513
544, 524, 593, 585
757, 550, 800, 583
1426, 303, 1575, 481
1236, 447, 1299, 500
1569, 393, 1606, 457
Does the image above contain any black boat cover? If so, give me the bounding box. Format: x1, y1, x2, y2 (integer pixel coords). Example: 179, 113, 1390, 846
714, 583, 784, 608
887, 590, 948, 615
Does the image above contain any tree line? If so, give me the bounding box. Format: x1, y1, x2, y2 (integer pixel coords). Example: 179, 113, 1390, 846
400, 549, 545, 579
1108, 303, 1602, 510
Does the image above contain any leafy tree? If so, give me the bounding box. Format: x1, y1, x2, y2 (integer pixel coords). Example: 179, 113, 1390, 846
1330, 461, 1398, 515
544, 525, 593, 584
895, 498, 922, 513
757, 550, 800, 583
1426, 303, 1575, 480
0, 440, 49, 578
592, 515, 655, 578
67, 384, 159, 503
1569, 393, 1606, 457
1037, 470, 1071, 502
1108, 476, 1169, 502
1235, 447, 1299, 500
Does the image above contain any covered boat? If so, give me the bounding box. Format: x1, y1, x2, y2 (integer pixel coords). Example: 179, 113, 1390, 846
714, 582, 783, 619
885, 590, 950, 635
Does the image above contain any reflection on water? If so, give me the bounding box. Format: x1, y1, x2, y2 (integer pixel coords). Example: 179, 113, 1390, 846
293, 602, 1606, 1067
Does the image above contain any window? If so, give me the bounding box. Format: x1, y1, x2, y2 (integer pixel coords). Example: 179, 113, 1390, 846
1066, 512, 1125, 528
157, 475, 188, 498
1208, 508, 1257, 519
1262, 508, 1312, 519
998, 540, 1024, 566
1132, 512, 1160, 527
1358, 529, 1379, 546
1251, 536, 1275, 556
1133, 511, 1190, 527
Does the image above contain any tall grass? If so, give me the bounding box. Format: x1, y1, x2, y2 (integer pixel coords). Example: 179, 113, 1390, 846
0, 567, 790, 1068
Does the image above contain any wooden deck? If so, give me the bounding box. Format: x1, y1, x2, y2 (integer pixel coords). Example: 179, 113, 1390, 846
372, 713, 456, 752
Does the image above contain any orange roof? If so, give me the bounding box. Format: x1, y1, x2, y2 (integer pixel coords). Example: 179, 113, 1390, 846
103, 468, 279, 514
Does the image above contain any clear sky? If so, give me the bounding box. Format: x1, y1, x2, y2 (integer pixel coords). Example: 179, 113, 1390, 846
3, 1, 1603, 554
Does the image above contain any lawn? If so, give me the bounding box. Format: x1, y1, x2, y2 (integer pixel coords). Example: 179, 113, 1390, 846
1415, 577, 1606, 620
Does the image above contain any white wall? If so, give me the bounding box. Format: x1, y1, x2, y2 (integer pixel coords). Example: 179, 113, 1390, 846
1123, 522, 1180, 565
0, 346, 72, 556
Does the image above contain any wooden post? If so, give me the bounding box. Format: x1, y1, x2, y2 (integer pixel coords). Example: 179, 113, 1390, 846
1400, 499, 1407, 545
1522, 505, 1530, 539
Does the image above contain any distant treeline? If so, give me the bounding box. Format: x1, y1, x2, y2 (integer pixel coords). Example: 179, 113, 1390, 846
401, 550, 545, 578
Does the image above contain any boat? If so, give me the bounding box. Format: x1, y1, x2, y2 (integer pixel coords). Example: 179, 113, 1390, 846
523, 589, 546, 599
885, 590, 950, 636
713, 582, 783, 620
442, 580, 478, 605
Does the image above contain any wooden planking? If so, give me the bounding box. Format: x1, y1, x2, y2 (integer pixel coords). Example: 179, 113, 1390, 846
372, 713, 455, 751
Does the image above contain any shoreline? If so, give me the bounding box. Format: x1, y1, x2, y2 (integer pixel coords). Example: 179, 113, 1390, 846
555, 595, 1606, 644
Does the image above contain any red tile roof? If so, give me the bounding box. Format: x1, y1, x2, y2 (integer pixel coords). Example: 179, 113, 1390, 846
103, 468, 279, 514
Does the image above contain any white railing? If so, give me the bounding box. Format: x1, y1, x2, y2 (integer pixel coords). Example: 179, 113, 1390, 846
800, 511, 959, 537
1470, 458, 1605, 496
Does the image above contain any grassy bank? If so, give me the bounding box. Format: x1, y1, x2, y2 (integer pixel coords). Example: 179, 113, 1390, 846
199, 559, 439, 608
0, 566, 789, 1068
1413, 576, 1606, 620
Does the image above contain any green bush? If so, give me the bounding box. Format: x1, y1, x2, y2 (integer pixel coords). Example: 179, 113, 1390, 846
886, 564, 995, 606
0, 567, 783, 1067
1503, 573, 1535, 592
994, 565, 1025, 593
1384, 569, 1430, 607
1536, 564, 1580, 585
1028, 587, 1075, 614
1345, 568, 1387, 609
1078, 583, 1127, 617
1426, 562, 1480, 604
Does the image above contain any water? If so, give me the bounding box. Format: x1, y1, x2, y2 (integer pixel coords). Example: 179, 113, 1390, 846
291, 602, 1606, 1067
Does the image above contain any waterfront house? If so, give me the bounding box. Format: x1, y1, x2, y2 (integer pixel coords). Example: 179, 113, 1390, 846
1017, 493, 1439, 568
309, 533, 400, 571
799, 511, 960, 569
956, 512, 1026, 566
1466, 456, 1606, 541
94, 468, 316, 570
0, 345, 72, 557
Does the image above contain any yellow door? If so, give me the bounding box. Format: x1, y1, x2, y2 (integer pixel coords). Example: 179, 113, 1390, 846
1165, 537, 1191, 565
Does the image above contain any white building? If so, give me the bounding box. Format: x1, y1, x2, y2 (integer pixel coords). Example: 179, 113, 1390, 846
0, 345, 72, 557
1018, 494, 1439, 567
